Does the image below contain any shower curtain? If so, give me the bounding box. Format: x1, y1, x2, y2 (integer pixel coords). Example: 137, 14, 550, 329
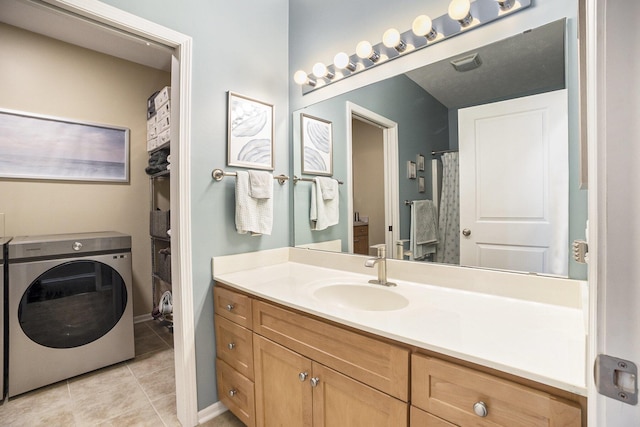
435, 152, 460, 265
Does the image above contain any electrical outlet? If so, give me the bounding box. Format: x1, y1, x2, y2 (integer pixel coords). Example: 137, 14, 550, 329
572, 239, 588, 264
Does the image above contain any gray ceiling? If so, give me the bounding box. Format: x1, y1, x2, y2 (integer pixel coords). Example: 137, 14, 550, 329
405, 19, 566, 109
0, 0, 172, 72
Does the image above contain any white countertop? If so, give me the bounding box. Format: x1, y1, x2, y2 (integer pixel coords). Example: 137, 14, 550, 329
213, 247, 587, 396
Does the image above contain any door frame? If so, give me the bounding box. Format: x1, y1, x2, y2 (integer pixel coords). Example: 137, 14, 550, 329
42, 1, 197, 425
586, 0, 640, 425
346, 102, 399, 256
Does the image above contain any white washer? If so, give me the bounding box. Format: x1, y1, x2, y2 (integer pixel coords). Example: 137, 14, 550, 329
7, 231, 133, 397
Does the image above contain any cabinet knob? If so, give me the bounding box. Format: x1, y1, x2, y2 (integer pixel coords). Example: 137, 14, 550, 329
462, 228, 472, 237
473, 401, 488, 417
299, 372, 308, 382
227, 342, 236, 350
228, 389, 237, 397
310, 377, 320, 387
226, 304, 234, 311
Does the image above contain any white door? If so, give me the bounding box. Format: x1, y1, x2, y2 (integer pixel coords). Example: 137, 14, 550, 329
459, 90, 568, 275
588, 0, 640, 425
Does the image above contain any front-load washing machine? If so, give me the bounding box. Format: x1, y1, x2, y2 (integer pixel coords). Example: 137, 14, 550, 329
7, 231, 133, 397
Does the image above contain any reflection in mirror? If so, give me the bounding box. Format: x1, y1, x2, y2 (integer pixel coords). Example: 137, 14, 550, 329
292, 19, 588, 279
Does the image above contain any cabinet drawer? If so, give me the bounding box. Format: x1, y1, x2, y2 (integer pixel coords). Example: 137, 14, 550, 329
354, 225, 368, 237
411, 355, 581, 426
253, 300, 409, 401
215, 315, 254, 380
214, 285, 252, 328
410, 406, 455, 426
216, 358, 255, 427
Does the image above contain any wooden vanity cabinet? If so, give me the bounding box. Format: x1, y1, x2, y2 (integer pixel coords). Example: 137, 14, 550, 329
411, 354, 583, 427
215, 285, 409, 427
214, 285, 584, 427
353, 223, 369, 255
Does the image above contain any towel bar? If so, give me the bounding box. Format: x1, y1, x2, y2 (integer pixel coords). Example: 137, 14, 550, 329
293, 175, 343, 185
211, 168, 289, 185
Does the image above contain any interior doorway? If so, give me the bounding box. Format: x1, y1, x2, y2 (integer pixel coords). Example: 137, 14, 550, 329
346, 102, 399, 258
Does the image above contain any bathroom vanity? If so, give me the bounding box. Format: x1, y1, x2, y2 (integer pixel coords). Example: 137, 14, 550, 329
213, 248, 587, 426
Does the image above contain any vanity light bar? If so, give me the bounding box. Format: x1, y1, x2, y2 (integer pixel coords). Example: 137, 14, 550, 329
294, 0, 531, 95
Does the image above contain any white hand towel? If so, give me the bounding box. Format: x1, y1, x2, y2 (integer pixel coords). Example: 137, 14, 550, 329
248, 170, 273, 199
310, 177, 339, 231
410, 199, 438, 260
318, 177, 337, 200
235, 171, 273, 235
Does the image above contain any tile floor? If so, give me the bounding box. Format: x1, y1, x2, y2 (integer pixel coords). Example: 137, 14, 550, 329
0, 320, 245, 427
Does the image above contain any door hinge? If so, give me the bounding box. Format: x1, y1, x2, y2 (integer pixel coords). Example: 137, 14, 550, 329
595, 354, 638, 405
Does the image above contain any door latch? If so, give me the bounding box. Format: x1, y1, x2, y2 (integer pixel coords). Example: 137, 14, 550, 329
594, 354, 638, 405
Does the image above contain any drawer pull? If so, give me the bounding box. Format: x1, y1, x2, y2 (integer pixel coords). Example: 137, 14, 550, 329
228, 389, 237, 397
299, 372, 309, 382
473, 401, 488, 417
227, 342, 236, 350
310, 377, 320, 387
226, 304, 234, 311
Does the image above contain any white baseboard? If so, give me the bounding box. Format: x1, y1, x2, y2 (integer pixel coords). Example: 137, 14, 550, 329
198, 401, 228, 424
134, 313, 153, 324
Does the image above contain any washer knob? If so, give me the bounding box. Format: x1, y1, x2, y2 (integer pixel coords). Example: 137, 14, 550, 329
72, 241, 83, 251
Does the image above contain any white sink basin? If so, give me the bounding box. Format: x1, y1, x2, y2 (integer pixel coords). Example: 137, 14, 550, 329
313, 284, 409, 311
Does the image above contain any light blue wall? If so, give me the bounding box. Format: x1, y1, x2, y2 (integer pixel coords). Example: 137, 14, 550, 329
100, 0, 289, 410
290, 0, 588, 279
293, 75, 449, 248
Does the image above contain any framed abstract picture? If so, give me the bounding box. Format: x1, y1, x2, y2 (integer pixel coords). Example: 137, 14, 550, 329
301, 113, 333, 176
227, 91, 274, 170
0, 108, 129, 182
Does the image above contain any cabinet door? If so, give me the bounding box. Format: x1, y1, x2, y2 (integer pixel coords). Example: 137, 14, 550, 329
312, 362, 408, 427
253, 335, 313, 427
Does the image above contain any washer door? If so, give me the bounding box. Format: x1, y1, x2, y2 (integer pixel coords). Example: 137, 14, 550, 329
18, 260, 128, 348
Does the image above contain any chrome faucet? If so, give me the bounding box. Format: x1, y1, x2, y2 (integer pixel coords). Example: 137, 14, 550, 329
365, 245, 396, 287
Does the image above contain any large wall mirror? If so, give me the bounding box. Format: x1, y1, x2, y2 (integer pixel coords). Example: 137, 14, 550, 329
292, 18, 588, 279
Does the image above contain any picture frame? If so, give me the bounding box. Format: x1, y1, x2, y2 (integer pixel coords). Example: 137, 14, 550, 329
418, 176, 426, 193
417, 154, 425, 172
301, 113, 333, 176
0, 108, 129, 182
407, 161, 417, 179
227, 91, 274, 170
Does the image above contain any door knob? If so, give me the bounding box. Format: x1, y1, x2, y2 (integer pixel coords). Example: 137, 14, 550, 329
462, 228, 471, 237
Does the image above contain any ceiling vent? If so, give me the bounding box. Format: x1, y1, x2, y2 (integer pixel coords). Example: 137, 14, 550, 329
450, 53, 481, 72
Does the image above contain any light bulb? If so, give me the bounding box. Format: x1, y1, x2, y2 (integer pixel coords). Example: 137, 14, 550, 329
412, 15, 437, 41
356, 40, 380, 62
448, 0, 472, 26
382, 28, 406, 52
334, 52, 356, 71
312, 63, 327, 78
356, 40, 373, 58
294, 70, 315, 86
